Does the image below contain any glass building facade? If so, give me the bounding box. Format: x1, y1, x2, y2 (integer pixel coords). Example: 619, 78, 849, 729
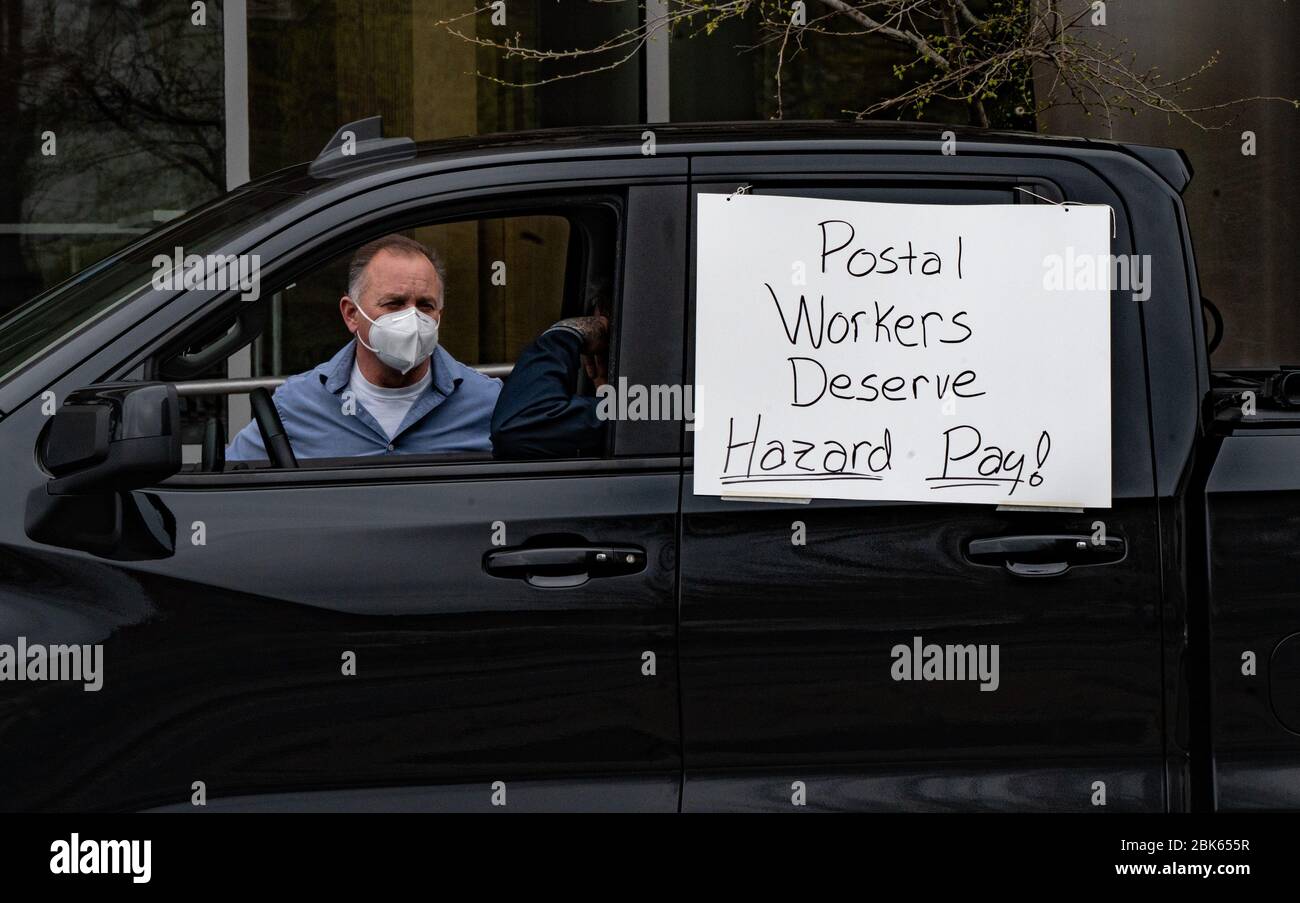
3, 0, 1299, 368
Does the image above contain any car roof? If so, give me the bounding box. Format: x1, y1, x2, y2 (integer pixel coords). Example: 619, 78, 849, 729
252, 119, 1192, 195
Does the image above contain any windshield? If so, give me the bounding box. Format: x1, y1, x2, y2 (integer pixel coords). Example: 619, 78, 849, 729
0, 188, 302, 385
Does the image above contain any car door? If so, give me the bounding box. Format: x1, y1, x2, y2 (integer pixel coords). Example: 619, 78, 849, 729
0, 160, 688, 811
678, 151, 1166, 811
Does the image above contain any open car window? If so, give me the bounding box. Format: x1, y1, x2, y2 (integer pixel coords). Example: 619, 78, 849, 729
151, 199, 620, 473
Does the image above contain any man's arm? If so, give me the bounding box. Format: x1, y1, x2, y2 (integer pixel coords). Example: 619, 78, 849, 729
490, 317, 608, 459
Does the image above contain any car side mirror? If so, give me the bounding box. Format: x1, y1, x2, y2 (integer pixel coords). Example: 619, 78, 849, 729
39, 383, 182, 493
26, 383, 181, 560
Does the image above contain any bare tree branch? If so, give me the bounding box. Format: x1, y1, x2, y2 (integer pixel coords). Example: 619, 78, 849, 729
434, 0, 1299, 134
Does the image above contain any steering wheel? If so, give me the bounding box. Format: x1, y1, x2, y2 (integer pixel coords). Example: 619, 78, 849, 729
1202, 296, 1224, 356
249, 387, 299, 469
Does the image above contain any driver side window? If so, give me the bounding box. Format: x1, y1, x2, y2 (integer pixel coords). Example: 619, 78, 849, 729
158, 199, 618, 472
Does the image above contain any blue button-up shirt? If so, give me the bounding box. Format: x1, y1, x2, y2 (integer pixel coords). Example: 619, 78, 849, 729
226, 341, 502, 461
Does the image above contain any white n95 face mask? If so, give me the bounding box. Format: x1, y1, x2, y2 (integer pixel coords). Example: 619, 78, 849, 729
355, 306, 440, 374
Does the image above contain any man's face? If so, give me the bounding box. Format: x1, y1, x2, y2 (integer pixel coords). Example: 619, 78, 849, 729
341, 249, 443, 347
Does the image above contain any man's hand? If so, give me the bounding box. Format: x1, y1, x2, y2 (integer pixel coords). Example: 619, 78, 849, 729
554, 314, 608, 354
554, 314, 609, 389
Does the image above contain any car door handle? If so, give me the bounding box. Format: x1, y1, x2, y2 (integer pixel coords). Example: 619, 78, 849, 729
966, 534, 1125, 578
483, 545, 646, 588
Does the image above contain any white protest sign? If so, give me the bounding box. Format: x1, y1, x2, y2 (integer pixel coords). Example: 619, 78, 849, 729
692, 193, 1112, 508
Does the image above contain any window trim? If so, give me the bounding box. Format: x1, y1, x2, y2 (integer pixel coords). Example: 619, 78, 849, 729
159, 454, 681, 490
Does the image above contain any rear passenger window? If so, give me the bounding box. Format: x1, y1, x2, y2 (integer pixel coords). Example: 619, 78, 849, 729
746, 185, 1021, 205
687, 173, 1150, 501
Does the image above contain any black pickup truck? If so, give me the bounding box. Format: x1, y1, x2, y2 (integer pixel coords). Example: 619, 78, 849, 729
0, 120, 1288, 812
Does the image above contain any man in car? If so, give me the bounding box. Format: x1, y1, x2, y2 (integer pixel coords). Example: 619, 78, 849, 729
490, 292, 609, 459
227, 234, 501, 461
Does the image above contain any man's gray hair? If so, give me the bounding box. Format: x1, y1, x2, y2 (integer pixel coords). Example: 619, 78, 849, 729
347, 234, 447, 304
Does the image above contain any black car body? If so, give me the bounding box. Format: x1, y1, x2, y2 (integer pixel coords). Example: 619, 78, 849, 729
0, 120, 1287, 812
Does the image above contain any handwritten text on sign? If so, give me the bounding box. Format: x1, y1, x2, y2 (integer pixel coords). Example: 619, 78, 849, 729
692, 194, 1112, 508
